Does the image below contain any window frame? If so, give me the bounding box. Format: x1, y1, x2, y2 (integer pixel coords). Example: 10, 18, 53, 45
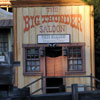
66, 43, 85, 74
23, 44, 42, 76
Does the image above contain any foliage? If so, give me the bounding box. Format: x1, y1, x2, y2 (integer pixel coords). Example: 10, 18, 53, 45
83, 0, 100, 50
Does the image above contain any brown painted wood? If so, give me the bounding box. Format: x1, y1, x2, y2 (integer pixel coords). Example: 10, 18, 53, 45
46, 57, 55, 76
10, 0, 86, 7
13, 8, 18, 86
46, 56, 63, 76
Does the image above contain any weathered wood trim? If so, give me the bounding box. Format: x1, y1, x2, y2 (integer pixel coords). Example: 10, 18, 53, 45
90, 5, 95, 76
10, 0, 87, 7
23, 45, 43, 76
90, 5, 95, 87
22, 43, 85, 48
13, 8, 18, 86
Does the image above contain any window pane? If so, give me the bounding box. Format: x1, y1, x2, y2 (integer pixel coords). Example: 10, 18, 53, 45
78, 60, 82, 64
32, 61, 35, 65
35, 55, 39, 58
27, 49, 31, 54
78, 65, 82, 70
73, 60, 77, 64
27, 66, 31, 72
32, 66, 35, 71
35, 49, 39, 54
31, 49, 35, 54
36, 61, 40, 65
69, 65, 73, 71
31, 55, 34, 59
35, 66, 40, 71
74, 65, 78, 70
27, 61, 30, 65
69, 60, 73, 64
27, 55, 31, 59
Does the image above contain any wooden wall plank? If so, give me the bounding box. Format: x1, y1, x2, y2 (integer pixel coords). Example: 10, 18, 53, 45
90, 6, 95, 76
22, 8, 29, 44
79, 6, 85, 42
71, 6, 79, 42
13, 8, 18, 86
28, 7, 36, 44
90, 6, 95, 87
84, 5, 91, 75
66, 6, 72, 42
17, 8, 25, 88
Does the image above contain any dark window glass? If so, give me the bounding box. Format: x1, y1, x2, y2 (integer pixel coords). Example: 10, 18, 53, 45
25, 48, 40, 72
68, 47, 82, 71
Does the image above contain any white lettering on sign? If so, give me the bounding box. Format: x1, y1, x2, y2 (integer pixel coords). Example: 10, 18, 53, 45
37, 34, 70, 43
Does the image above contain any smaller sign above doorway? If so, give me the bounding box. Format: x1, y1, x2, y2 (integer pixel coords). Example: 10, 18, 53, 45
37, 34, 70, 44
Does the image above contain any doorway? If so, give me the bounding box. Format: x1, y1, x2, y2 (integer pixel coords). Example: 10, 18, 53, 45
46, 47, 63, 76
45, 47, 65, 93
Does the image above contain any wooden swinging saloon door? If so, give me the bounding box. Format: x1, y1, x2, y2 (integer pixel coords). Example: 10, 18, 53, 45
46, 47, 63, 77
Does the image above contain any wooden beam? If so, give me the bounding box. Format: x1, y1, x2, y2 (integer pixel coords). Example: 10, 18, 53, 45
10, 0, 87, 7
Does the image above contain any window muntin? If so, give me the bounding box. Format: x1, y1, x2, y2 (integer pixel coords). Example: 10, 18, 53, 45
68, 47, 83, 71
25, 48, 40, 72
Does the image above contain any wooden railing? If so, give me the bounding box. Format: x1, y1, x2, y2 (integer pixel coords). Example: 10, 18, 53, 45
22, 73, 100, 95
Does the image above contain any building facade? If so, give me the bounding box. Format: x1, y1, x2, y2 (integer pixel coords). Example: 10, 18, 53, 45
11, 0, 95, 94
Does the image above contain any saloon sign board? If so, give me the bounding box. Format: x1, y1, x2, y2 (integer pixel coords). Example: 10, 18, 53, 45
23, 7, 83, 35
37, 34, 70, 44
0, 0, 11, 5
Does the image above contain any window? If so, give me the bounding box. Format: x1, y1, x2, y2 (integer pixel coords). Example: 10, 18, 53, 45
25, 48, 40, 72
23, 45, 42, 75
67, 44, 85, 73
0, 33, 8, 53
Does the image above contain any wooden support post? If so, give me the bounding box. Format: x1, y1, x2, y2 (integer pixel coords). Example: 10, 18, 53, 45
72, 84, 78, 100
90, 73, 93, 91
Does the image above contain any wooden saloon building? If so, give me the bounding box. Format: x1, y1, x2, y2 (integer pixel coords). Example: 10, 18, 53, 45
10, 0, 95, 94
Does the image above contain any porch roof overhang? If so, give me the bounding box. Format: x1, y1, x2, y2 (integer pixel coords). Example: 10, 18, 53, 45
0, 19, 13, 28
0, 8, 13, 28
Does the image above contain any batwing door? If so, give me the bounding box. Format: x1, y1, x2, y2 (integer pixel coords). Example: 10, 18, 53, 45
46, 47, 63, 77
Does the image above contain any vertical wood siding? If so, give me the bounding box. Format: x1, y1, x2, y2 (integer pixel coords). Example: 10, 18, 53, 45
14, 5, 95, 93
